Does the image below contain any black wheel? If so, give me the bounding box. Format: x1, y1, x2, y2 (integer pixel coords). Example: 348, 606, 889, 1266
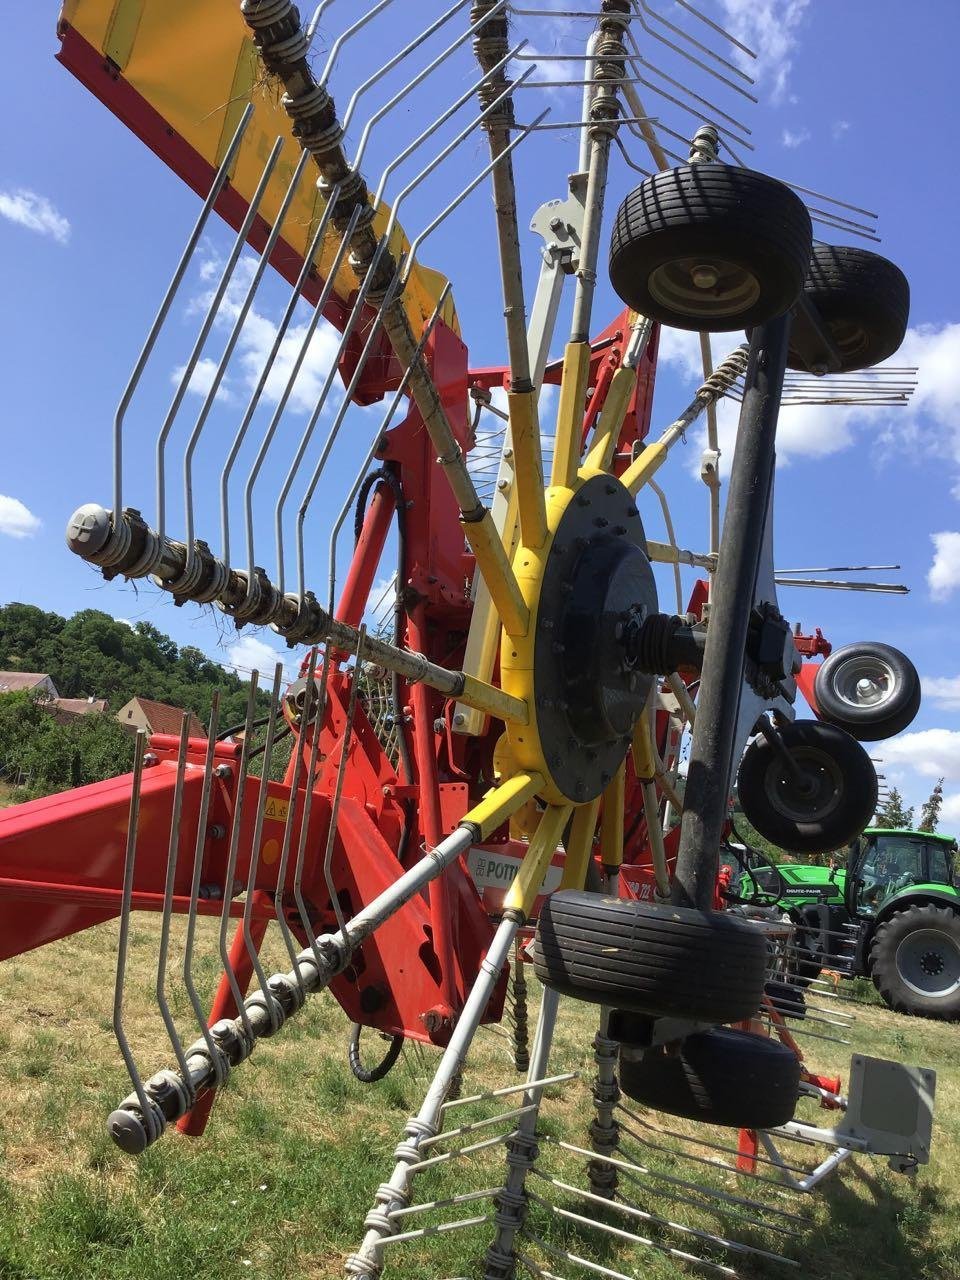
609, 163, 812, 332
619, 1028, 801, 1128
348, 1022, 404, 1083
764, 979, 806, 1020
789, 245, 909, 372
814, 642, 921, 742
870, 905, 960, 1020
532, 890, 767, 1024
737, 721, 877, 856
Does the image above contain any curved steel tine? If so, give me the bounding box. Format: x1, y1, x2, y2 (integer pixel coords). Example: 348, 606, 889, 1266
305, 0, 339, 46
154, 714, 196, 1099
182, 692, 227, 1082
215, 672, 261, 1042
111, 105, 252, 519
322, 626, 367, 950
156, 136, 285, 545
368, 38, 524, 214
350, 0, 511, 176
402, 109, 549, 285
623, 28, 753, 142
271, 647, 319, 993
274, 55, 532, 599
183, 148, 311, 568
238, 661, 286, 1033
294, 262, 408, 605
291, 644, 333, 969
339, 0, 470, 140
629, 0, 756, 96
239, 197, 362, 611
271, 201, 381, 598
220, 187, 337, 570
112, 733, 160, 1141
672, 0, 756, 58
318, 0, 396, 87
326, 282, 453, 616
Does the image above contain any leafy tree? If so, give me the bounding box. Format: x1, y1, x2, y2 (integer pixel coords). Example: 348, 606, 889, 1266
918, 778, 944, 833
875, 785, 915, 830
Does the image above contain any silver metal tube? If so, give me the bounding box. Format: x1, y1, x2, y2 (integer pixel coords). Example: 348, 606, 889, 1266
346, 915, 521, 1276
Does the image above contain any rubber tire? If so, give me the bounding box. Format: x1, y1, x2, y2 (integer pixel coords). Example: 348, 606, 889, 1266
609, 164, 813, 332
764, 979, 806, 1020
737, 720, 877, 856
533, 891, 767, 1024
619, 1028, 801, 1129
814, 642, 921, 742
870, 905, 960, 1020
789, 245, 909, 373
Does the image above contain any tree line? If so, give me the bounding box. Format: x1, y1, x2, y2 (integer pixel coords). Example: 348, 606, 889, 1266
0, 602, 272, 801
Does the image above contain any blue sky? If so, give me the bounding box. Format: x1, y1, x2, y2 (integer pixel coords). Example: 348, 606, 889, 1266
2, 1, 960, 824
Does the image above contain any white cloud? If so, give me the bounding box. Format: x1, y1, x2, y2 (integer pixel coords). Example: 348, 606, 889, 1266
922, 675, 960, 711
832, 120, 851, 140
940, 793, 960, 827
222, 634, 296, 683
0, 189, 70, 244
0, 495, 41, 539
718, 0, 810, 104
928, 532, 960, 602
882, 729, 960, 783
189, 254, 341, 414
171, 356, 233, 403
781, 127, 811, 149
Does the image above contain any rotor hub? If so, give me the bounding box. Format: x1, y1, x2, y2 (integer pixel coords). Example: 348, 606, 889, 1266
504, 472, 658, 804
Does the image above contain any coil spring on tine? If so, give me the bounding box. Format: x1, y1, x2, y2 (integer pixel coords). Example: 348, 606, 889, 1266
699, 345, 750, 400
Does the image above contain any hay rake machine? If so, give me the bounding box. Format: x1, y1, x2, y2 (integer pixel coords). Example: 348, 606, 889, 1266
0, 0, 938, 1275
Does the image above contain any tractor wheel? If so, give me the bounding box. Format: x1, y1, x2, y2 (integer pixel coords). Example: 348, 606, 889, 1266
764, 979, 806, 1020
737, 721, 877, 856
814, 642, 921, 742
788, 245, 909, 372
532, 890, 767, 1024
609, 164, 812, 331
619, 1028, 801, 1128
870, 905, 960, 1020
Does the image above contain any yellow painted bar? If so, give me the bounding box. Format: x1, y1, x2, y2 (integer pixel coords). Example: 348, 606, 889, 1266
459, 675, 528, 726
632, 715, 657, 783
600, 763, 626, 868
621, 438, 671, 496
461, 512, 529, 638
465, 771, 544, 841
550, 343, 592, 490
61, 0, 458, 336
559, 798, 601, 891
508, 390, 548, 549
504, 803, 573, 916
583, 366, 637, 475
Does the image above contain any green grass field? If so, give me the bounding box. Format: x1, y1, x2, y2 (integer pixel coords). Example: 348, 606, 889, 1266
0, 916, 958, 1280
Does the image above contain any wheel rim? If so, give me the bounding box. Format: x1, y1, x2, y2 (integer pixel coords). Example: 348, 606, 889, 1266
828, 653, 899, 713
763, 746, 843, 824
895, 928, 960, 998
828, 317, 871, 363
648, 256, 761, 320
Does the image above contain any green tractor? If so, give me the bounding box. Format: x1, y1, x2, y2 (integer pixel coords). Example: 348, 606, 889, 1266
736, 828, 960, 1020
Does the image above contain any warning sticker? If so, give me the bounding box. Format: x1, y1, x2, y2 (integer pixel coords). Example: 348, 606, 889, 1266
264, 796, 290, 822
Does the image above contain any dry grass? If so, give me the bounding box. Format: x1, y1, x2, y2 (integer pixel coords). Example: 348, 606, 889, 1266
0, 916, 958, 1280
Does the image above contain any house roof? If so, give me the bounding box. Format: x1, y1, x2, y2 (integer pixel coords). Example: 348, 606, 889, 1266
54, 697, 108, 716
0, 671, 54, 693
126, 696, 205, 738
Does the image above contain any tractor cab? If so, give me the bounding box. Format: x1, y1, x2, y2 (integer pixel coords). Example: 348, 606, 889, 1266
846, 829, 958, 919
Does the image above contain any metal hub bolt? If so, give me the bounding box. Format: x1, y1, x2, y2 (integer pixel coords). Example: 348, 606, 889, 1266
691, 263, 719, 289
